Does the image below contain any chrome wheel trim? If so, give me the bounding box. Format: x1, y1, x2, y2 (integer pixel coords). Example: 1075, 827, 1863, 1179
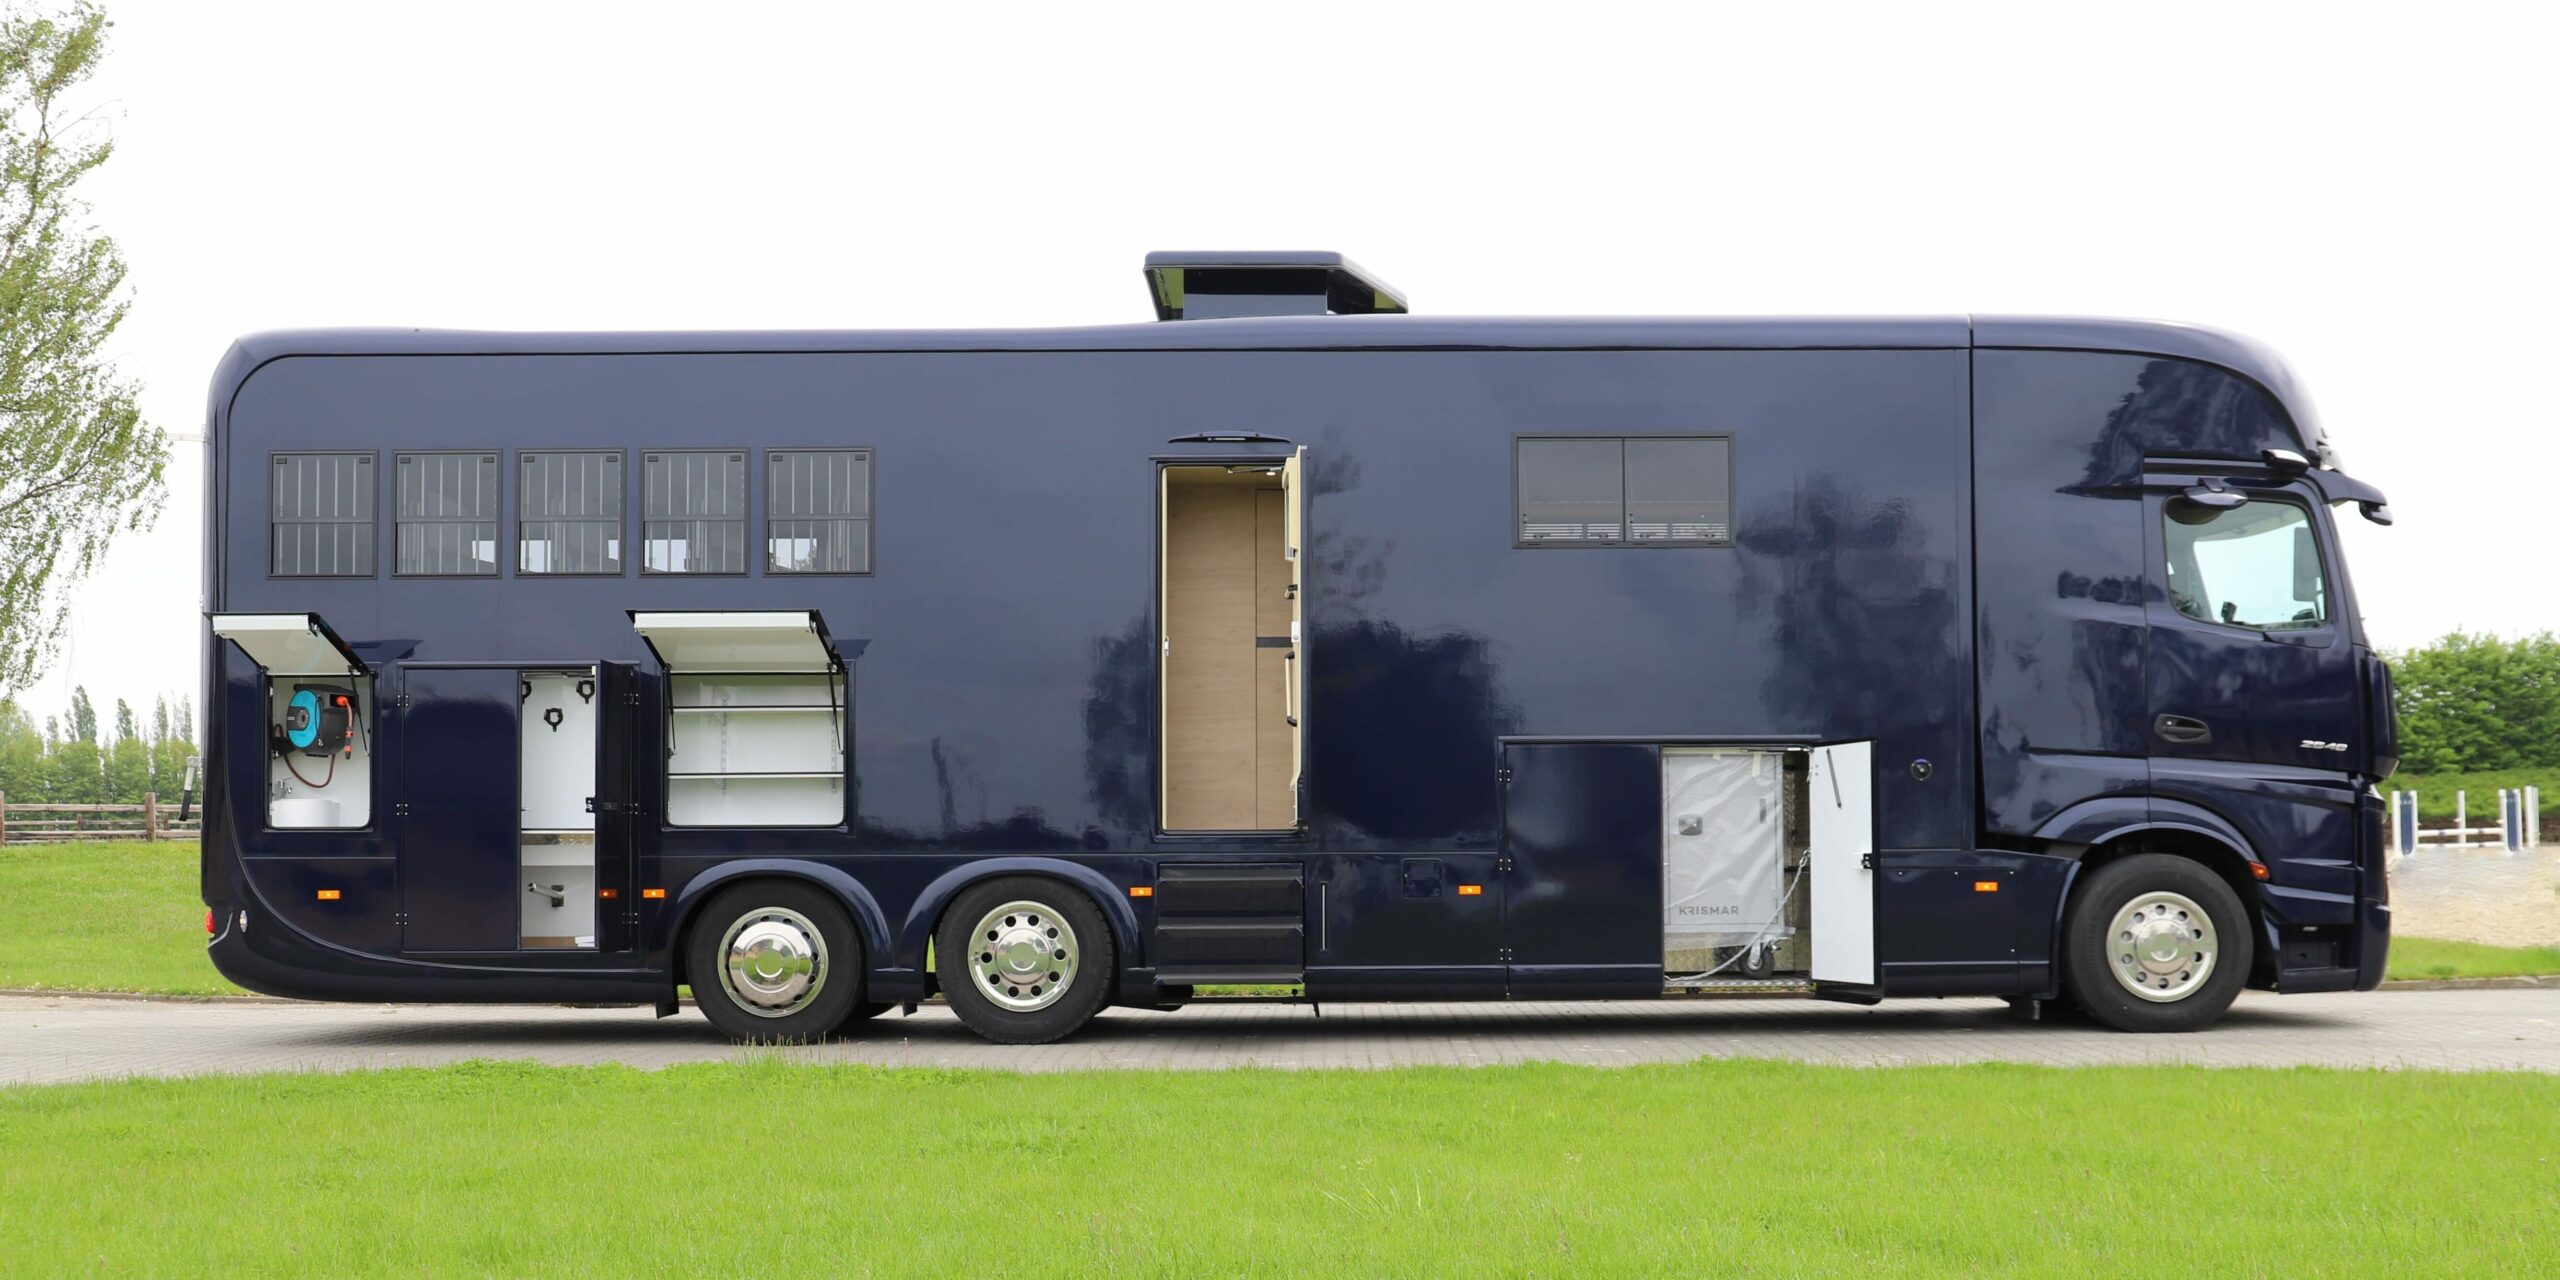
2108, 890, 2218, 1003
969, 899, 1079, 1013
718, 906, 829, 1019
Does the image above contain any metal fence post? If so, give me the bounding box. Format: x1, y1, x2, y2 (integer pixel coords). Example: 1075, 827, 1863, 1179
2457, 790, 2468, 848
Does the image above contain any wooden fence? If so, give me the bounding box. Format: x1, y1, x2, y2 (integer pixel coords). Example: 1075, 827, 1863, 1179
0, 792, 201, 844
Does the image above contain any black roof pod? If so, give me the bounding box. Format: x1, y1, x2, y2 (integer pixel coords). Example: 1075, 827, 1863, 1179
1144, 250, 1409, 321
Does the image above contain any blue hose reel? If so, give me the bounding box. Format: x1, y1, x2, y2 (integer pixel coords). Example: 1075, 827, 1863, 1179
280, 683, 355, 758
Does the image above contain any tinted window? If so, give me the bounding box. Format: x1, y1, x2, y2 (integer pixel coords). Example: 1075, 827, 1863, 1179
2164, 498, 2327, 631
643, 451, 747, 575
271, 452, 375, 577
393, 452, 500, 576
767, 449, 872, 574
1517, 437, 1624, 542
521, 451, 624, 575
1517, 436, 1732, 546
1625, 437, 1732, 543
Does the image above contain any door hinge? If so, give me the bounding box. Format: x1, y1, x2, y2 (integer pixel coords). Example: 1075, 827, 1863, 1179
391, 802, 411, 818
1495, 765, 1513, 785
1495, 856, 1514, 873
1860, 852, 1874, 871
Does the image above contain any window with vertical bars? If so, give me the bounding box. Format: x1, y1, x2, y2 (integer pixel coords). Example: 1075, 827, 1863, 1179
393, 452, 501, 576
767, 449, 872, 574
270, 452, 376, 577
520, 451, 624, 575
1515, 435, 1732, 546
642, 451, 747, 574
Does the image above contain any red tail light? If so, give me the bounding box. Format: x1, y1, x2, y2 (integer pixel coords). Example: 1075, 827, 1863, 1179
205, 909, 217, 935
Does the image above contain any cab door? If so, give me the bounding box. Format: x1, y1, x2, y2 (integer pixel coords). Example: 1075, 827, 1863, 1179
2143, 476, 2363, 893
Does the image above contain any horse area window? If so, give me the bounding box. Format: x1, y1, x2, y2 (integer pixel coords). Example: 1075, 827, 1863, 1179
643, 451, 747, 575
520, 451, 625, 575
394, 452, 500, 576
767, 449, 873, 574
271, 452, 376, 577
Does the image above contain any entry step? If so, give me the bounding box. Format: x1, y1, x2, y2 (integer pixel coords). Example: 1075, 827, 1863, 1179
1159, 966, 1304, 985
1663, 977, 1816, 996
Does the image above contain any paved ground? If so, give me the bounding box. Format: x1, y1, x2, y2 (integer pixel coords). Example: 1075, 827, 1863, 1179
4, 988, 2556, 1083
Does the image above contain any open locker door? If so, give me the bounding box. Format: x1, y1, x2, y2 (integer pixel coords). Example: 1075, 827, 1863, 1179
590, 662, 640, 953
1281, 446, 1306, 825
210, 612, 368, 678
1808, 740, 1881, 1000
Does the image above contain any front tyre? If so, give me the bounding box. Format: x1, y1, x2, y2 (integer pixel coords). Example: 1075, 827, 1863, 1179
935, 876, 1115, 1045
2061, 853, 2253, 1033
686, 881, 866, 1043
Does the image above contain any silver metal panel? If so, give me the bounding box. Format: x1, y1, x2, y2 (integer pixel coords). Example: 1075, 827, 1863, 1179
1662, 748, 1789, 957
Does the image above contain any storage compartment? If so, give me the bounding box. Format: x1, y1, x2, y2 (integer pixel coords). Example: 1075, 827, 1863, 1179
632, 611, 847, 828
520, 671, 600, 947
665, 673, 845, 826
1662, 748, 1807, 977
265, 674, 374, 828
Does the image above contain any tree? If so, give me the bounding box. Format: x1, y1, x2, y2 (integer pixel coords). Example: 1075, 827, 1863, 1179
0, 3, 164, 696
102, 692, 144, 799
0, 696, 39, 798
2389, 630, 2560, 775
148, 689, 190, 796
64, 681, 91, 743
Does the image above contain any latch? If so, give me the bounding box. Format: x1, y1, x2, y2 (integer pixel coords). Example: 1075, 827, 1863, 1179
525, 882, 566, 907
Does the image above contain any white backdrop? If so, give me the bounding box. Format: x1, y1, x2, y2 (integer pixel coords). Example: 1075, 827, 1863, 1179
28, 0, 2556, 720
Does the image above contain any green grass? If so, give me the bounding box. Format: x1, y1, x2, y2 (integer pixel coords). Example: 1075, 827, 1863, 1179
2, 1058, 2555, 1276
2387, 936, 2560, 981
0, 838, 242, 995
2390, 766, 2560, 821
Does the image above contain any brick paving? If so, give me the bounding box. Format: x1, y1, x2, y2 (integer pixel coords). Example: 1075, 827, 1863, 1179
3, 989, 2555, 1084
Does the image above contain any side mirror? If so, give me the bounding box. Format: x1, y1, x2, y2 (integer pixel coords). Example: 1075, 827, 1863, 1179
2359, 501, 2394, 526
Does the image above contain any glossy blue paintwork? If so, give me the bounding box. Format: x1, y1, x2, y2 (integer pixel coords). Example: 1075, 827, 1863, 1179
397, 667, 521, 952
197, 308, 2390, 1009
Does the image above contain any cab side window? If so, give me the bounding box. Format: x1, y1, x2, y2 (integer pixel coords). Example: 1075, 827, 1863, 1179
2163, 498, 2327, 631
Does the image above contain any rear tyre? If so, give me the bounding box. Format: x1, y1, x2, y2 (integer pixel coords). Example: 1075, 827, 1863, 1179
935, 876, 1114, 1045
686, 881, 865, 1043
2060, 853, 2252, 1033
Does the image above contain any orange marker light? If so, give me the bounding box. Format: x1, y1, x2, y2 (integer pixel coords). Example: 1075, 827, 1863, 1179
1972, 881, 1999, 893
1128, 885, 1154, 898
641, 888, 667, 900
597, 888, 620, 900
2247, 861, 2271, 881
1457, 884, 1484, 896
315, 889, 342, 901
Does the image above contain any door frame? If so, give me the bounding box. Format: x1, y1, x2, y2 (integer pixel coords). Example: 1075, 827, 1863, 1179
1151, 449, 1311, 841
395, 659, 641, 962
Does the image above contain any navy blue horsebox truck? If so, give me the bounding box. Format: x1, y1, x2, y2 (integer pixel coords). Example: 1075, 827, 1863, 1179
199, 252, 2398, 1043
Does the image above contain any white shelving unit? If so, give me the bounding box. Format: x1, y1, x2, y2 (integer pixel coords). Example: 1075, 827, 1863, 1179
666, 673, 844, 826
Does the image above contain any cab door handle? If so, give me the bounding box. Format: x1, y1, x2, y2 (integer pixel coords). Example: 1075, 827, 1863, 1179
2154, 714, 2212, 745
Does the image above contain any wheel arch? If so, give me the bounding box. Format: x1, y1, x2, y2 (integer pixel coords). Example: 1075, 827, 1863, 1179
900, 857, 1142, 979
667, 860, 894, 989
2039, 800, 2275, 988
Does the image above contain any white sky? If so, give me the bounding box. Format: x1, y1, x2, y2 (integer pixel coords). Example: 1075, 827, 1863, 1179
22, 0, 2558, 724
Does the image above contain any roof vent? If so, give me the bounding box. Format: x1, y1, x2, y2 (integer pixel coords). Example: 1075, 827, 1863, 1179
1144, 251, 1408, 321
